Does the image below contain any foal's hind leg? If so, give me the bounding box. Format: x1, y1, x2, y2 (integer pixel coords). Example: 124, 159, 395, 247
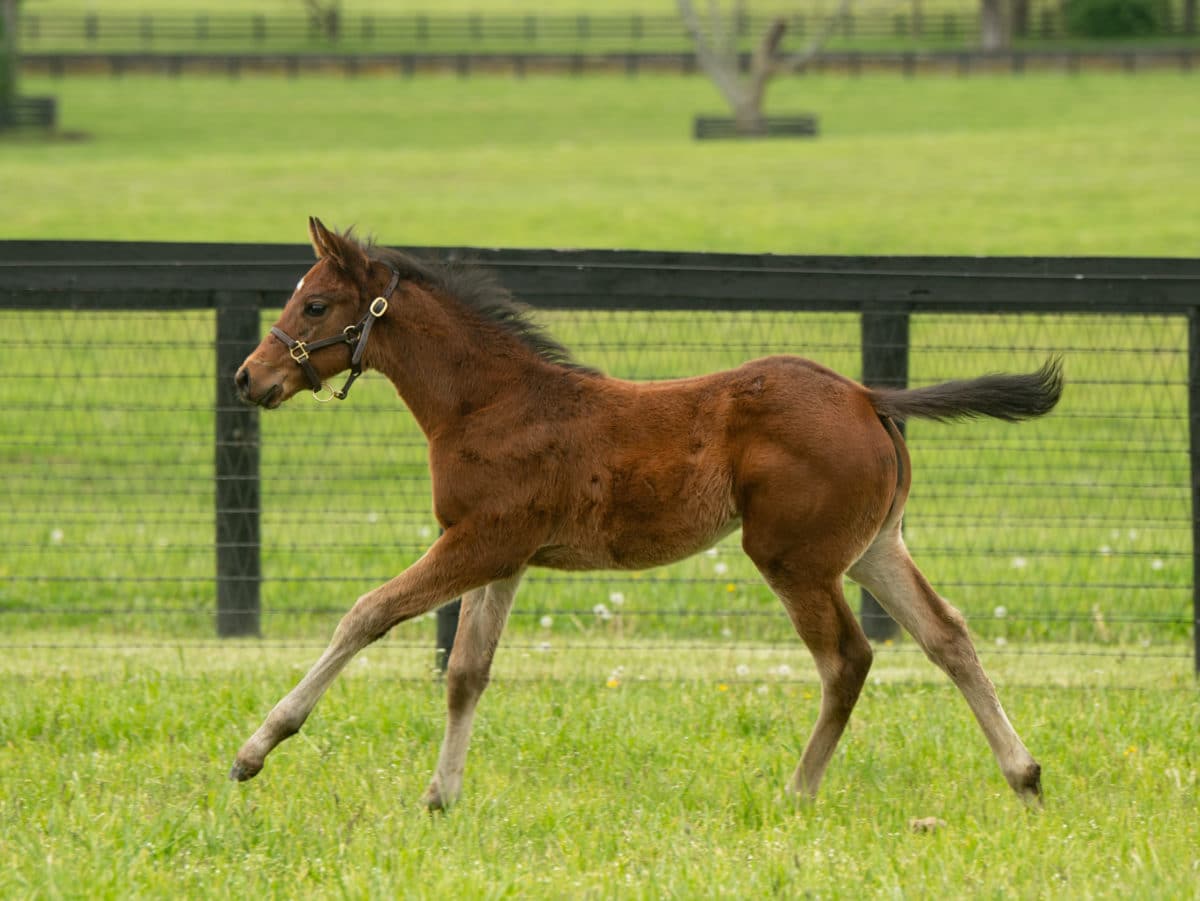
848, 529, 1042, 803
764, 575, 875, 799
422, 572, 522, 811
743, 514, 874, 798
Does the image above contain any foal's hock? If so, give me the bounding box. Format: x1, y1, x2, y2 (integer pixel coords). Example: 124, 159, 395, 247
231, 218, 1063, 808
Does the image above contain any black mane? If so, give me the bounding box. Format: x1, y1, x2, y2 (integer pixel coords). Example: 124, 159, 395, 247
364, 241, 600, 376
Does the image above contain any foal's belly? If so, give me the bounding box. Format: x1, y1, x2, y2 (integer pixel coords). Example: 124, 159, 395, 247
530, 515, 742, 572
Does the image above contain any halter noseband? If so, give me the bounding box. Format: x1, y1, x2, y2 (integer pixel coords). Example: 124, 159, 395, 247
269, 264, 401, 403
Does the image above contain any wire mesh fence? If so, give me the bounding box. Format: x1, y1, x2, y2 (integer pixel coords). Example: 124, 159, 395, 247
0, 245, 1196, 685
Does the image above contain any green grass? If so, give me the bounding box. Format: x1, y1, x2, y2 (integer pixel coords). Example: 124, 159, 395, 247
1, 640, 1196, 898
3, 73, 1199, 255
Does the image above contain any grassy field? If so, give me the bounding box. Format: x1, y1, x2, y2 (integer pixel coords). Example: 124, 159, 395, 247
1, 641, 1197, 897
3, 73, 1199, 254
2, 71, 1198, 896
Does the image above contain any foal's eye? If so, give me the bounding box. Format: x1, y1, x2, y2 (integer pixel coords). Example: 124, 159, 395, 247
303, 301, 328, 318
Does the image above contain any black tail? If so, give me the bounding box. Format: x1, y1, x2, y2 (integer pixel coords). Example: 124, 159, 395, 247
867, 357, 1063, 424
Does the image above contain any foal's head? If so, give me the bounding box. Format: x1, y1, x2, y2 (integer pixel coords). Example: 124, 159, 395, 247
235, 217, 398, 407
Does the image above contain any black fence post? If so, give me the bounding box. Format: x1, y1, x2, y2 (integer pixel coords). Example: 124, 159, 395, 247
1189, 309, 1200, 676
435, 598, 462, 673
859, 304, 909, 641
215, 291, 262, 637
434, 525, 462, 672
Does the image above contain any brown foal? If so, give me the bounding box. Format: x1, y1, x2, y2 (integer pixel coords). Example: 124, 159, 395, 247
232, 218, 1062, 809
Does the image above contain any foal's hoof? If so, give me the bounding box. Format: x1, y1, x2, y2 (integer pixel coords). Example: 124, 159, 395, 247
1012, 762, 1043, 807
420, 778, 457, 813
229, 758, 263, 782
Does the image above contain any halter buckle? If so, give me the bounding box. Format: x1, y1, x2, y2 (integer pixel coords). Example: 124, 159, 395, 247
288, 341, 310, 364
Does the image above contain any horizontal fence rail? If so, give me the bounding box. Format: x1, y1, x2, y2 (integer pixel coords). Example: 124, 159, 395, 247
16, 5, 1200, 53
21, 48, 1200, 80
1, 242, 1198, 679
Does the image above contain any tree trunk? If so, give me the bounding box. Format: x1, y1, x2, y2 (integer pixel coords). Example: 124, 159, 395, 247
0, 0, 17, 130
1185, 0, 1196, 35
1011, 0, 1029, 37
980, 0, 1010, 50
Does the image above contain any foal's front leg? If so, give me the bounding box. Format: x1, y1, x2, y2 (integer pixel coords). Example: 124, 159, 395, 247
230, 530, 520, 782
422, 571, 523, 810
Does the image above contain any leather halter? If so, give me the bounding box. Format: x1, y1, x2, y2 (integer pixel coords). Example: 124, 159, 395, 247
269, 265, 401, 402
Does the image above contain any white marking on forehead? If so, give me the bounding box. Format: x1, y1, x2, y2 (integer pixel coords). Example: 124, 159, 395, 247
296, 277, 305, 292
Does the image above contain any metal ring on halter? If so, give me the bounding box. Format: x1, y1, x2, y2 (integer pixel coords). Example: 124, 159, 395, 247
370, 296, 388, 317
312, 383, 336, 403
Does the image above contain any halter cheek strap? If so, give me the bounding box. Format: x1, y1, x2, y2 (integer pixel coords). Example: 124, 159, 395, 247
270, 264, 401, 403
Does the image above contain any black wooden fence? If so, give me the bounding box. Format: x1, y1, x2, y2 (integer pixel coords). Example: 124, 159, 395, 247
1, 243, 1197, 674
16, 5, 1200, 51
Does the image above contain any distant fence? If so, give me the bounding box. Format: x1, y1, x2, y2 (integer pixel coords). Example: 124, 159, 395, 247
16, 6, 1200, 53
22, 47, 1200, 80
1, 243, 1198, 675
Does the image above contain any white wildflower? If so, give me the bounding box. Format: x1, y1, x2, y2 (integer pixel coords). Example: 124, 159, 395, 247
539, 615, 553, 629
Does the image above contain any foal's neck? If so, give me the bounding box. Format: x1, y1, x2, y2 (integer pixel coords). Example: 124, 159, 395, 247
365, 286, 564, 437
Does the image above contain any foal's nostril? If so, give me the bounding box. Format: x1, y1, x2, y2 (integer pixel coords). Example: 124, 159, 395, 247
235, 366, 251, 396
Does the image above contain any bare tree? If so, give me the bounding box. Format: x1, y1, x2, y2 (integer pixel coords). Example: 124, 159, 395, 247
677, 0, 855, 135
979, 0, 1011, 50
300, 0, 341, 42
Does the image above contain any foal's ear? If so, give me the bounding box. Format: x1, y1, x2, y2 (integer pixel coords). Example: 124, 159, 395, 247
307, 216, 369, 276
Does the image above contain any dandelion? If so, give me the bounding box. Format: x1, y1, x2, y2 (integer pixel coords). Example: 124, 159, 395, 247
418, 525, 432, 539
1099, 545, 1112, 557
735, 664, 750, 677
606, 677, 621, 688
537, 641, 551, 653
366, 511, 379, 524
714, 562, 729, 576
705, 547, 719, 558
721, 627, 733, 639
994, 605, 1008, 619
1124, 746, 1138, 757
49, 528, 64, 545
1127, 529, 1139, 541
995, 636, 1007, 647
539, 615, 553, 629
775, 664, 792, 677
608, 591, 625, 606
593, 603, 612, 621
725, 583, 737, 593
1151, 558, 1164, 571
717, 683, 729, 692
1010, 557, 1027, 570
756, 684, 769, 695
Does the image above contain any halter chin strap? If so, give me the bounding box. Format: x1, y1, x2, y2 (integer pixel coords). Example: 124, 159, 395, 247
269, 264, 401, 403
